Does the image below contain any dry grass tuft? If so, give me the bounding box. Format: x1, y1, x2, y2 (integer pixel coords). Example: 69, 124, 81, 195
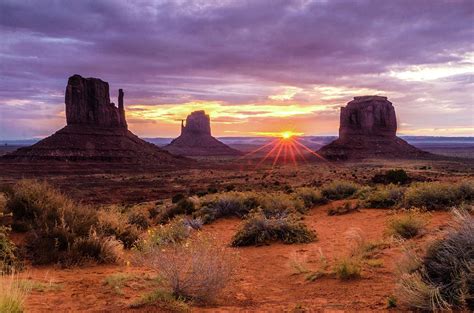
0, 275, 30, 313
386, 210, 428, 239
138, 234, 237, 303
396, 209, 473, 310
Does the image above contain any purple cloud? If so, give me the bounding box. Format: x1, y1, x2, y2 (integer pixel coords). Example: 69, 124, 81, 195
0, 0, 473, 139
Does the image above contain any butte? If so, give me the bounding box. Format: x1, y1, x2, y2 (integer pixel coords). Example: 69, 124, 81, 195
3, 74, 182, 164
164, 110, 241, 157
318, 96, 430, 160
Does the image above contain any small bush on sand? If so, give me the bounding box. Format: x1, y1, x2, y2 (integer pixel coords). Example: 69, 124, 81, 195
231, 212, 316, 246
127, 210, 151, 230
68, 232, 123, 265
293, 188, 327, 210
321, 180, 359, 200
333, 257, 362, 280
131, 289, 189, 311
0, 275, 29, 313
159, 198, 196, 223
404, 181, 473, 210
396, 209, 473, 310
327, 201, 360, 216
196, 191, 307, 223
372, 169, 410, 185
196, 192, 259, 223
171, 193, 186, 204
138, 217, 191, 250
364, 184, 405, 208
97, 210, 140, 249
0, 224, 20, 274
386, 210, 427, 239
138, 235, 237, 303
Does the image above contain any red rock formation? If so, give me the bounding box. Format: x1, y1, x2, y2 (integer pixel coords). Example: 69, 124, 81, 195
165, 110, 241, 156
318, 96, 429, 160
65, 75, 127, 128
4, 75, 182, 163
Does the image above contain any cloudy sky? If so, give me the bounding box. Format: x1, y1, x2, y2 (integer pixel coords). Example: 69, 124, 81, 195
0, 0, 473, 139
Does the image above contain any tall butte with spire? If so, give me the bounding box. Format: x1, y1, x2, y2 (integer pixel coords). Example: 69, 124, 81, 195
318, 96, 429, 160
4, 74, 183, 163
164, 110, 241, 156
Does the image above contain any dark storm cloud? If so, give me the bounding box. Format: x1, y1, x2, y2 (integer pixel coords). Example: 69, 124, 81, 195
0, 0, 473, 138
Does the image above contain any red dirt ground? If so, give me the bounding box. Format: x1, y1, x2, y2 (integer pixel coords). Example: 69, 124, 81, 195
20, 202, 451, 312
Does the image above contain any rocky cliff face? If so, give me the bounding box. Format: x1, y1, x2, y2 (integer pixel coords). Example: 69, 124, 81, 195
65, 75, 127, 128
4, 75, 182, 163
318, 96, 429, 160
339, 96, 396, 141
181, 110, 211, 136
165, 110, 241, 156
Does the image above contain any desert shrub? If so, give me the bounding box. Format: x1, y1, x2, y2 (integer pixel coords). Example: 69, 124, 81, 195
0, 275, 29, 313
127, 210, 150, 229
372, 169, 410, 185
364, 184, 405, 208
171, 193, 186, 204
159, 198, 196, 223
294, 188, 327, 209
256, 193, 305, 216
231, 212, 316, 246
386, 210, 427, 239
182, 217, 203, 230
196, 191, 306, 223
196, 192, 258, 223
138, 235, 237, 302
0, 225, 20, 274
131, 289, 189, 311
97, 210, 140, 249
6, 180, 122, 265
333, 258, 362, 280
68, 232, 123, 265
396, 210, 473, 310
6, 179, 98, 235
321, 180, 359, 200
404, 181, 473, 210
138, 217, 191, 250
327, 201, 360, 216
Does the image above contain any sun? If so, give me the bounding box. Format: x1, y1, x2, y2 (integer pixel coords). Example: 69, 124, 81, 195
281, 131, 294, 139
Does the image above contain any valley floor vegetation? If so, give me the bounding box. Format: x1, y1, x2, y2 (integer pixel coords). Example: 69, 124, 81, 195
0, 169, 473, 311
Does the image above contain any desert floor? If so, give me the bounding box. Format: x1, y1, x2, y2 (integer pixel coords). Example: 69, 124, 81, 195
1, 156, 472, 312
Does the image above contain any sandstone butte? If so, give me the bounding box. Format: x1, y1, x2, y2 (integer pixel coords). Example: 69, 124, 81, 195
3, 75, 184, 164
164, 110, 241, 156
318, 96, 430, 160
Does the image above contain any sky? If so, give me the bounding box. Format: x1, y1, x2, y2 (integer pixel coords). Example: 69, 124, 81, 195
0, 0, 473, 140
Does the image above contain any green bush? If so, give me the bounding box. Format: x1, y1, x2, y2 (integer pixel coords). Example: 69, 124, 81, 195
372, 169, 410, 185
404, 181, 473, 210
386, 211, 427, 239
195, 191, 306, 223
97, 210, 140, 249
333, 258, 362, 280
6, 179, 123, 265
0, 225, 20, 274
396, 210, 473, 310
159, 198, 196, 223
171, 193, 186, 204
364, 184, 405, 208
231, 212, 316, 246
321, 181, 359, 200
293, 188, 328, 210
128, 210, 151, 229
138, 218, 191, 250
